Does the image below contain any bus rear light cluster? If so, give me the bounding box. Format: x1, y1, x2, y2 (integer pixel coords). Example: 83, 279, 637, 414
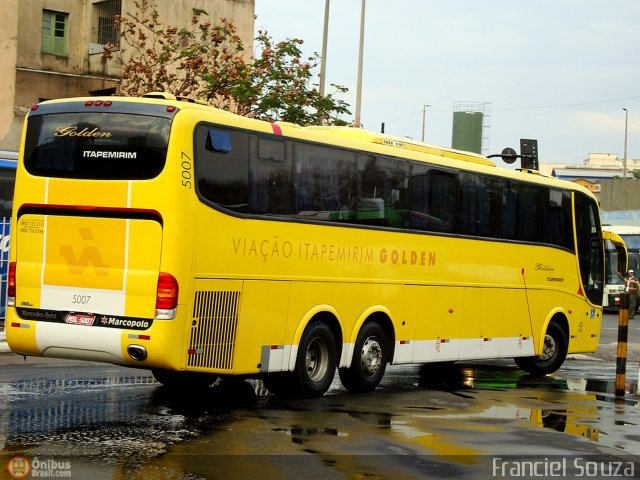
155, 272, 178, 320
84, 100, 113, 107
7, 262, 16, 307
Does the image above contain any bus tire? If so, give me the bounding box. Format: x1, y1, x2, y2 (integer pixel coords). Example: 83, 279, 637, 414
152, 368, 217, 390
514, 322, 568, 375
264, 322, 337, 398
293, 322, 338, 397
339, 322, 387, 393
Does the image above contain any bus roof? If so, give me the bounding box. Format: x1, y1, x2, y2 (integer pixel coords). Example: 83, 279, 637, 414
304, 126, 494, 166
35, 95, 596, 199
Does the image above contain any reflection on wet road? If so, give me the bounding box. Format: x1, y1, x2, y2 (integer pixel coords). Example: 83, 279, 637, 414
0, 354, 639, 479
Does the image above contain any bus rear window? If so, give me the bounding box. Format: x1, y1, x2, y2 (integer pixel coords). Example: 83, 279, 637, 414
23, 113, 171, 179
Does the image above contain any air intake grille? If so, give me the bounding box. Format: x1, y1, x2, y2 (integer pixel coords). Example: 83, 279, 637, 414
188, 291, 240, 370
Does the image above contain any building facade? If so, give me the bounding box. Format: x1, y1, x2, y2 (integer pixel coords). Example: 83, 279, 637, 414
0, 0, 255, 152
538, 153, 640, 225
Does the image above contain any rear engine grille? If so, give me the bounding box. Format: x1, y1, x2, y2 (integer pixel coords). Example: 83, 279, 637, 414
188, 290, 240, 370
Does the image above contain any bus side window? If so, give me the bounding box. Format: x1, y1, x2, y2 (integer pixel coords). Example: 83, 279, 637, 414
458, 173, 502, 238
410, 166, 456, 233
357, 155, 409, 228
459, 173, 485, 235
385, 157, 410, 228
249, 137, 292, 216
517, 184, 541, 242
427, 170, 457, 233
196, 126, 249, 213
294, 143, 355, 221
542, 189, 573, 250
502, 182, 518, 239
502, 181, 542, 242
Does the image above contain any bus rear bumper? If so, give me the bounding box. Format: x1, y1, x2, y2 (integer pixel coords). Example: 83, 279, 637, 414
7, 318, 127, 364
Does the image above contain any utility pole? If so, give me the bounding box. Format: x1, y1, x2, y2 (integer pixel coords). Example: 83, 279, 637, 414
421, 105, 431, 142
319, 0, 330, 98
353, 0, 365, 128
623, 108, 629, 178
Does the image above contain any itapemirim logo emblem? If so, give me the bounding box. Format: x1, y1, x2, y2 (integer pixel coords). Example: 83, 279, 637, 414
58, 227, 109, 276
6, 455, 30, 479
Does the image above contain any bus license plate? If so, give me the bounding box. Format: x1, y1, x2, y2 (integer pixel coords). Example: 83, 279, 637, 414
65, 313, 96, 326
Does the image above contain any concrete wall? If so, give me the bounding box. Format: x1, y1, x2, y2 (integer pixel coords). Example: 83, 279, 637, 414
599, 178, 640, 226
0, 0, 255, 152
0, 0, 20, 151
600, 179, 640, 212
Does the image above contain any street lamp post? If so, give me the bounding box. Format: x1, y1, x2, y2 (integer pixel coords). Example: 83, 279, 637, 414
421, 105, 431, 142
319, 0, 330, 98
623, 108, 629, 179
353, 0, 366, 128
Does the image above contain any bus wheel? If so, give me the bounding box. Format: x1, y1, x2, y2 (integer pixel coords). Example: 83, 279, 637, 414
294, 322, 337, 397
151, 369, 217, 390
339, 322, 387, 393
514, 323, 568, 375
263, 322, 337, 398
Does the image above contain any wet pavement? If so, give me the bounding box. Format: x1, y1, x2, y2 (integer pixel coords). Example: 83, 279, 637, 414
0, 313, 639, 479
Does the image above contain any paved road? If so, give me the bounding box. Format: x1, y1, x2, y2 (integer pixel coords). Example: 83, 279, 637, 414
0, 313, 639, 479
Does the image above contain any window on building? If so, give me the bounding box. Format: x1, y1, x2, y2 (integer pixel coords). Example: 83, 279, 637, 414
92, 0, 121, 47
41, 10, 68, 56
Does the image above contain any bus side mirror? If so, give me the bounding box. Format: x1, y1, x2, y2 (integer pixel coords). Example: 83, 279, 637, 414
499, 147, 517, 164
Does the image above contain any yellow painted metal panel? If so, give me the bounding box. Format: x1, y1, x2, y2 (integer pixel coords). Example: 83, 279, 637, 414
5, 320, 39, 355
124, 220, 162, 318
44, 216, 126, 290
15, 215, 46, 309
461, 288, 505, 339
415, 286, 463, 355
47, 180, 129, 208
234, 280, 290, 373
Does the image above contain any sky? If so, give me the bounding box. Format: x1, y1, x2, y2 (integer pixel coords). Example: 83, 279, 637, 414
253, 0, 640, 167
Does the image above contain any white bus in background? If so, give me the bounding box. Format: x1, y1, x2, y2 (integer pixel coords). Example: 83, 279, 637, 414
603, 225, 639, 311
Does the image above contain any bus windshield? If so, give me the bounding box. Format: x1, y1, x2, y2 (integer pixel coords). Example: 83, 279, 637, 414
603, 226, 639, 310
23, 112, 171, 180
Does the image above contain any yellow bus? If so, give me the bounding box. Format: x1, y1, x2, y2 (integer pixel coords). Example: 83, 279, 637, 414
6, 93, 622, 397
602, 224, 637, 310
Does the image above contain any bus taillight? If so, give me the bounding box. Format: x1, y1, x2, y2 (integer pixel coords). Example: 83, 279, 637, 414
7, 262, 16, 306
155, 272, 178, 319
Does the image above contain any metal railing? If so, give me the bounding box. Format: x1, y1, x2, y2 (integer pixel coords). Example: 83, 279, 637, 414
0, 216, 10, 330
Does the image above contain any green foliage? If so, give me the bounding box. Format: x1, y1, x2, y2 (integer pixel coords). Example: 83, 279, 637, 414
104, 0, 350, 126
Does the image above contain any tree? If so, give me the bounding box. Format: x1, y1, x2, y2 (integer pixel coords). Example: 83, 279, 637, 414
104, 0, 350, 126
235, 31, 350, 125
